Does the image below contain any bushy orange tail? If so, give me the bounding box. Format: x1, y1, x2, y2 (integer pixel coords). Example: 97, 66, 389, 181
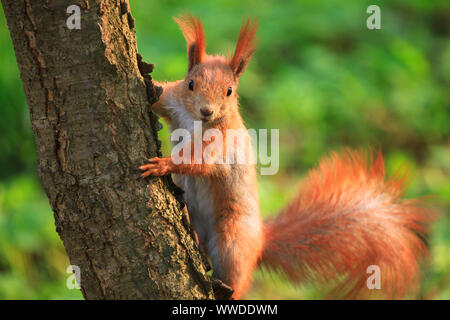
262, 150, 432, 299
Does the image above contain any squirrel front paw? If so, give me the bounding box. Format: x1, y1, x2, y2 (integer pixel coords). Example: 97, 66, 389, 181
139, 157, 172, 177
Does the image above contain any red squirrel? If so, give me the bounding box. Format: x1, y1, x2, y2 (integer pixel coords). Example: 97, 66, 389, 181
140, 14, 431, 299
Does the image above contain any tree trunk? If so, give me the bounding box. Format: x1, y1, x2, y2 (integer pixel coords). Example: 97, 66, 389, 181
1, 0, 214, 299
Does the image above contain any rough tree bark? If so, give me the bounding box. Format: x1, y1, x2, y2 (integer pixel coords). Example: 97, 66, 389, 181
1, 0, 214, 299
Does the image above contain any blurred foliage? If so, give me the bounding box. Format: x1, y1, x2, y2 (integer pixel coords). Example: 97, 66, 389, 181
0, 176, 82, 299
0, 0, 448, 299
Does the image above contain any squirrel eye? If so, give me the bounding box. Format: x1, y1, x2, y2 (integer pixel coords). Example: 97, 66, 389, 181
188, 80, 194, 91
227, 87, 232, 97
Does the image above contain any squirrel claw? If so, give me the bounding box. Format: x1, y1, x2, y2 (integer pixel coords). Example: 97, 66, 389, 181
147, 157, 161, 163
211, 278, 234, 300
140, 157, 170, 177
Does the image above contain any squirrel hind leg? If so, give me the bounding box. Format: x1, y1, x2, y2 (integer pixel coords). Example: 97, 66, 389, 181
208, 222, 263, 299
210, 252, 255, 299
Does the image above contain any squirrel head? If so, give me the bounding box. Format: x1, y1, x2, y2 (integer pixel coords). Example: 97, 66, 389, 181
174, 13, 258, 123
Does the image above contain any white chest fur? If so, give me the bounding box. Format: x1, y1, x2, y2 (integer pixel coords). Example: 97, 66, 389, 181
167, 94, 216, 245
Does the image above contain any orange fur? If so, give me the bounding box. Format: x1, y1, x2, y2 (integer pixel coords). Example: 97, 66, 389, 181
142, 14, 433, 300
174, 13, 206, 71
229, 19, 258, 77
262, 150, 432, 299
140, 139, 216, 177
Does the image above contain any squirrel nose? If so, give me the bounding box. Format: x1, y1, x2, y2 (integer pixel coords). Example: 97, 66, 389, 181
201, 108, 214, 117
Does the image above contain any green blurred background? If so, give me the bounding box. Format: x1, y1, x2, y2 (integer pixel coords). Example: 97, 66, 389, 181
0, 0, 449, 299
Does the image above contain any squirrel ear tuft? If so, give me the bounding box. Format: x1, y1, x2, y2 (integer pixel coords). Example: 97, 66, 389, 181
229, 18, 258, 78
173, 13, 206, 72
